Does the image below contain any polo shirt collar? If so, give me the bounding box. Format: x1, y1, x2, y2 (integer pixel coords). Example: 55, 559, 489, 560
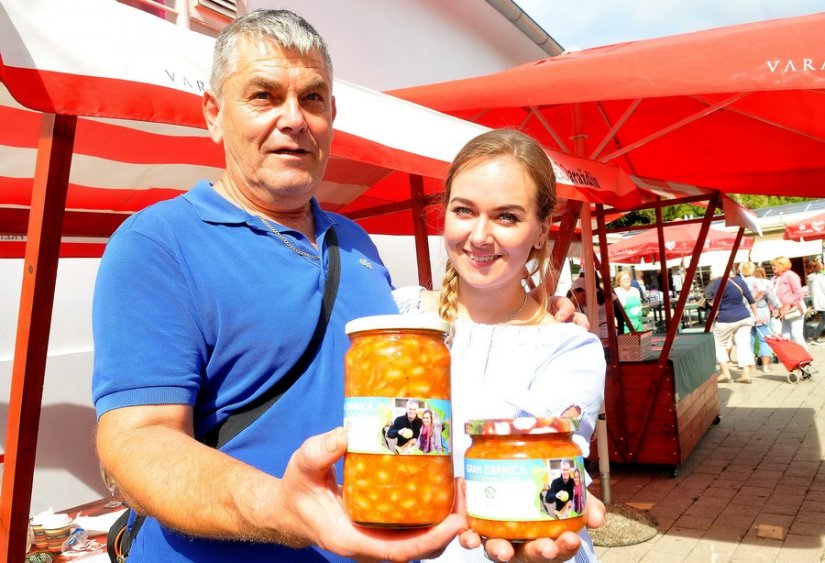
185, 181, 336, 234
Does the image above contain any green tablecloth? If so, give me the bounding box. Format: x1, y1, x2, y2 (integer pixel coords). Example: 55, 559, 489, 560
648, 333, 716, 400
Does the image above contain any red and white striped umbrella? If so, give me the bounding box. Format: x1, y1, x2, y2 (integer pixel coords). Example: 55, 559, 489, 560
0, 0, 651, 257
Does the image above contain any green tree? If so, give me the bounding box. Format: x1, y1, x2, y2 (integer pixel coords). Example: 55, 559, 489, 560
607, 196, 814, 229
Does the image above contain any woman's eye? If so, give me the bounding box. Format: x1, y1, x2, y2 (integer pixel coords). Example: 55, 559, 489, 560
451, 206, 473, 216
498, 212, 520, 223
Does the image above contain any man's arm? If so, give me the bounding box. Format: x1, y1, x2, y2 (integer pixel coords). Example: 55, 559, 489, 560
386, 416, 405, 439
97, 405, 466, 560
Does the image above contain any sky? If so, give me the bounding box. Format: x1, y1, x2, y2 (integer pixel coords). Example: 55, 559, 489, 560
515, 0, 824, 51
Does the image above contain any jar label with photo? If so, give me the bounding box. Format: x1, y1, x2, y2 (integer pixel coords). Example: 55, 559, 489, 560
465, 455, 586, 521
344, 396, 451, 456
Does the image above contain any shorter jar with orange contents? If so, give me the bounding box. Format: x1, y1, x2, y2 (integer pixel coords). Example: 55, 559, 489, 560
464, 417, 586, 540
343, 314, 453, 528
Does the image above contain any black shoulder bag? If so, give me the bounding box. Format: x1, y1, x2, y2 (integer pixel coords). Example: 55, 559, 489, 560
108, 228, 340, 562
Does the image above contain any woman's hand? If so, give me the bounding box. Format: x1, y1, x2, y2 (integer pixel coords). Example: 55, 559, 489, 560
458, 492, 606, 562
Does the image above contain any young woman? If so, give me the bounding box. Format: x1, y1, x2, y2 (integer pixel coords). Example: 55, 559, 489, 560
395, 129, 606, 563
416, 409, 443, 454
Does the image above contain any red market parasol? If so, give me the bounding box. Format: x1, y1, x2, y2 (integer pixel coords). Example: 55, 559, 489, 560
608, 223, 753, 264
390, 12, 825, 199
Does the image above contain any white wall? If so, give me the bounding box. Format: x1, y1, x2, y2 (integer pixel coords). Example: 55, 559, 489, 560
247, 0, 548, 90
1, 259, 105, 513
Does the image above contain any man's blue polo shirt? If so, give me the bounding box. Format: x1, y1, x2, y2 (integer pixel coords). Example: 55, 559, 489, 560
92, 181, 398, 561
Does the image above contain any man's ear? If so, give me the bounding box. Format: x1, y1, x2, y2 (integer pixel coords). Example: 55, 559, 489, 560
203, 90, 223, 144
330, 95, 337, 133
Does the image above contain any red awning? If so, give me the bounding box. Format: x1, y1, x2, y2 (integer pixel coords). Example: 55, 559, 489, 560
390, 12, 825, 198
784, 210, 825, 242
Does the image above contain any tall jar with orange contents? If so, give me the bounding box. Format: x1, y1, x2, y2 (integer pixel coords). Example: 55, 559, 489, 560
464, 417, 586, 540
343, 314, 453, 528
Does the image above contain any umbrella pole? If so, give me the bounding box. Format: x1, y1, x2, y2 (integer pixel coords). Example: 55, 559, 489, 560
571, 102, 613, 504
0, 113, 75, 561
580, 203, 612, 504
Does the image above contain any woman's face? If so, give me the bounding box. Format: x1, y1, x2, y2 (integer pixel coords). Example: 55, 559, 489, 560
422, 412, 432, 426
619, 274, 631, 289
573, 470, 581, 485
444, 156, 548, 294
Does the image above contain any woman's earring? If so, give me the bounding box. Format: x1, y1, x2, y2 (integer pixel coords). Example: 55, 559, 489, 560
535, 240, 545, 249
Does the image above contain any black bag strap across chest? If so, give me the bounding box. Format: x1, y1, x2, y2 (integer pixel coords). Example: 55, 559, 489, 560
200, 227, 341, 449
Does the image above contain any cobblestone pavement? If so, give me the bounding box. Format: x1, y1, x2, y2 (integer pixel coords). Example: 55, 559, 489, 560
590, 339, 825, 562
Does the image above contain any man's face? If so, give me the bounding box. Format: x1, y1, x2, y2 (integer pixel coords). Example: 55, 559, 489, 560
561, 463, 570, 481
205, 36, 336, 211
407, 404, 418, 420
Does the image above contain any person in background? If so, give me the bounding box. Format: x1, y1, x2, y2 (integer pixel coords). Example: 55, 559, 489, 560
568, 276, 609, 341
614, 270, 643, 332
632, 270, 648, 302
771, 256, 808, 348
740, 262, 777, 372
806, 258, 825, 344
709, 264, 758, 384
395, 128, 606, 563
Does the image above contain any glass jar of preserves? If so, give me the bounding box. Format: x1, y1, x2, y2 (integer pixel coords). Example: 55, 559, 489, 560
343, 314, 453, 528
464, 417, 586, 540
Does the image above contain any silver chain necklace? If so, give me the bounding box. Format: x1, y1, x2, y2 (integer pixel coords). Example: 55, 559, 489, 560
505, 292, 529, 322
226, 186, 320, 261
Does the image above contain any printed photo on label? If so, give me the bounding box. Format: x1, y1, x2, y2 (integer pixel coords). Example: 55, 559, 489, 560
539, 458, 586, 520
344, 396, 452, 456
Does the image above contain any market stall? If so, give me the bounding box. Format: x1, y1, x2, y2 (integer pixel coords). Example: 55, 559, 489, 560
599, 332, 718, 476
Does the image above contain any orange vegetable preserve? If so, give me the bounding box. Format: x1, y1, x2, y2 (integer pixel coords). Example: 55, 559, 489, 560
464, 417, 586, 540
343, 314, 453, 528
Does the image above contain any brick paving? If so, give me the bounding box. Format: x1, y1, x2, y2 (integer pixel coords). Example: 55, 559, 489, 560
590, 339, 825, 562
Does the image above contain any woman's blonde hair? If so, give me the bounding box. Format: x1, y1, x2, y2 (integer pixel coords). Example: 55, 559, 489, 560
438, 129, 556, 325
772, 256, 792, 271
614, 271, 631, 287
739, 262, 755, 277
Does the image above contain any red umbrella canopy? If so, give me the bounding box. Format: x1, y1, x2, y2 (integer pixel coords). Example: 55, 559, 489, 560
608, 223, 753, 264
784, 210, 825, 242
390, 12, 825, 198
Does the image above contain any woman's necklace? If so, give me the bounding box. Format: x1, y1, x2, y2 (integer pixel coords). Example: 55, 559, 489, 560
225, 185, 319, 261
505, 292, 529, 323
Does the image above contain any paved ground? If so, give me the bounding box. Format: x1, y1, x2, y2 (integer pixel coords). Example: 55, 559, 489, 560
590, 339, 825, 562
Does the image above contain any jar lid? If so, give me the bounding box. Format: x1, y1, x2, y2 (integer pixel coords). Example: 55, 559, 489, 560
465, 416, 579, 436
345, 313, 450, 336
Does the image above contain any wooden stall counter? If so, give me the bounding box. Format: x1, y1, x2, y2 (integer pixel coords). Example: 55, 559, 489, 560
592, 332, 719, 477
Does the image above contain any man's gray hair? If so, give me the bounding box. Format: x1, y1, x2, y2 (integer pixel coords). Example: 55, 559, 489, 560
210, 9, 333, 97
